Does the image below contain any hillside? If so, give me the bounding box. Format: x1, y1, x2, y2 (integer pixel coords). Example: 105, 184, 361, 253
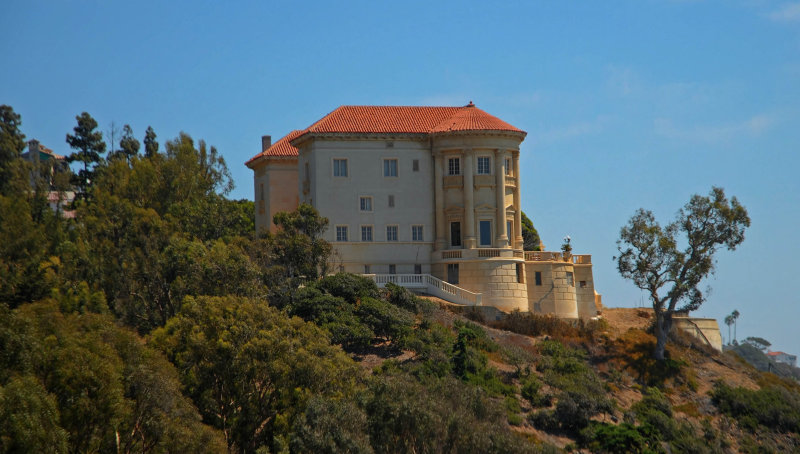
407, 302, 800, 453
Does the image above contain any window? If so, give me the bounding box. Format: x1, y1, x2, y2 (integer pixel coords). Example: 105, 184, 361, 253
535, 271, 542, 286
360, 196, 372, 212
447, 263, 459, 284
580, 281, 587, 288
516, 263, 524, 283
412, 159, 419, 171
384, 159, 398, 177
414, 264, 422, 274
333, 158, 348, 177
389, 264, 396, 274
566, 271, 574, 287
364, 264, 371, 274
450, 222, 461, 247
477, 156, 490, 175
386, 225, 398, 242
335, 225, 348, 242
412, 225, 424, 242
448, 157, 460, 175
388, 195, 395, 207
479, 220, 492, 246
505, 158, 511, 175
507, 221, 512, 240
361, 225, 373, 242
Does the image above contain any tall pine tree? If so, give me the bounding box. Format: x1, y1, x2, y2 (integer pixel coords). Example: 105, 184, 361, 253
66, 112, 105, 200
0, 105, 26, 195
143, 126, 158, 158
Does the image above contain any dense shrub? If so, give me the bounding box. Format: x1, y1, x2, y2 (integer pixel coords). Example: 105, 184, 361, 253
587, 423, 649, 454
711, 381, 800, 433
290, 396, 373, 454
530, 340, 613, 432
383, 282, 435, 314
355, 297, 414, 345
366, 373, 538, 454
317, 273, 379, 302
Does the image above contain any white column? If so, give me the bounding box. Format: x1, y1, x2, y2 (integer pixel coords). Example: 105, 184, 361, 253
463, 149, 476, 249
495, 150, 509, 247
513, 152, 523, 250
434, 151, 446, 250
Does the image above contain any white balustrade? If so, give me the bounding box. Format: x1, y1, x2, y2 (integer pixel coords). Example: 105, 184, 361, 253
364, 273, 482, 306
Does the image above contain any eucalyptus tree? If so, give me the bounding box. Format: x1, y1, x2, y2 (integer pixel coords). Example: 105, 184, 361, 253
616, 187, 750, 360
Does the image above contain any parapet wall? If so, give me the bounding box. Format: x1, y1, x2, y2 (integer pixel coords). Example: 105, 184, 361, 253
673, 317, 723, 351
433, 259, 528, 312
525, 262, 578, 318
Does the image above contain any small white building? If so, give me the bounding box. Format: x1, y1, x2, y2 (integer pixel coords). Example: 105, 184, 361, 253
247, 104, 600, 318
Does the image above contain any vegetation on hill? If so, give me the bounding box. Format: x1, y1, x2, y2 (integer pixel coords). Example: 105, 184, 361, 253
2, 105, 799, 453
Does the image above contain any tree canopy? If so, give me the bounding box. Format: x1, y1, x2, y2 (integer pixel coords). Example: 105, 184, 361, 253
616, 187, 750, 360
0, 105, 26, 195
521, 211, 541, 251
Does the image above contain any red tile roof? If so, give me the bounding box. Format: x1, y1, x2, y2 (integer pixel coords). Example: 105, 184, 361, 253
301, 103, 524, 136
430, 103, 522, 133
246, 103, 525, 166
245, 130, 303, 166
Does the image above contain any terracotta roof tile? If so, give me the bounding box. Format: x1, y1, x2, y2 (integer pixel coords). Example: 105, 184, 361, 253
430, 104, 523, 133
246, 103, 525, 165
245, 130, 302, 166
301, 104, 524, 136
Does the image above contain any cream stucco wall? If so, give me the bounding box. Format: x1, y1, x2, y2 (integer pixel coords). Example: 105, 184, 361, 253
574, 264, 598, 319
525, 262, 579, 318
299, 137, 435, 272
253, 158, 298, 234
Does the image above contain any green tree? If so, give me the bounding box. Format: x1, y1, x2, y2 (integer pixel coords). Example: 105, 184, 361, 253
150, 295, 359, 453
0, 195, 52, 307
3, 300, 225, 453
521, 211, 541, 251
0, 375, 69, 454
615, 187, 750, 360
0, 105, 26, 195
269, 203, 332, 281
118, 124, 140, 161
143, 126, 158, 158
0, 300, 225, 452
743, 336, 771, 352
66, 112, 106, 199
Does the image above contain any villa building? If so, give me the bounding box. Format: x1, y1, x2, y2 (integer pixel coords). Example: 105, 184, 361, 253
246, 103, 600, 318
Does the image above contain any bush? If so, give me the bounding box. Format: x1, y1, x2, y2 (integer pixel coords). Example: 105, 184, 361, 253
383, 282, 432, 314
588, 423, 649, 454
366, 374, 538, 453
534, 340, 613, 432
290, 396, 373, 454
355, 297, 414, 345
711, 381, 800, 434
317, 273, 379, 302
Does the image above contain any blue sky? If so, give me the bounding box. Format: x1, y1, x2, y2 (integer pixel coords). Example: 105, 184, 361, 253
3, 1, 799, 354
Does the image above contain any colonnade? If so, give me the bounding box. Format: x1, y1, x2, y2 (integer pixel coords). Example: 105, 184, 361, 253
433, 148, 522, 251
